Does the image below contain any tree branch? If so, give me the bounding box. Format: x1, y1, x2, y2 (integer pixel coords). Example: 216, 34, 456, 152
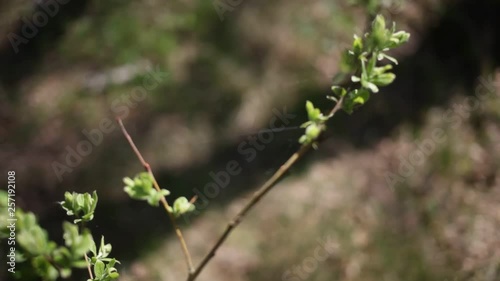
187, 96, 345, 281
116, 117, 194, 273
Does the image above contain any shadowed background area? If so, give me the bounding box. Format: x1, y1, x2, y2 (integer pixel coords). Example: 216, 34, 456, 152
1, 0, 500, 280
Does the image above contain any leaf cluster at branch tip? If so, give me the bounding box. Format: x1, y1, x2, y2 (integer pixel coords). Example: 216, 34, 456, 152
298, 15, 410, 146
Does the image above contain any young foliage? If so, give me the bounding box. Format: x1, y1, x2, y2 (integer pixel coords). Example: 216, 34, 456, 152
123, 172, 170, 206
298, 101, 327, 149
60, 191, 98, 223
88, 237, 120, 281
0, 190, 119, 281
299, 15, 410, 146
123, 172, 196, 217
62, 222, 94, 258
172, 197, 196, 218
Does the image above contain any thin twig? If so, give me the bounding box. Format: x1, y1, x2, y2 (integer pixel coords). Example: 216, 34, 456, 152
116, 117, 195, 273
187, 97, 345, 281
329, 95, 346, 116
84, 253, 94, 279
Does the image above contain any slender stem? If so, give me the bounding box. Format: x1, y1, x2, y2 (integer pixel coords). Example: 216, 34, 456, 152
329, 95, 345, 116
84, 253, 94, 279
117, 118, 195, 273
187, 98, 345, 281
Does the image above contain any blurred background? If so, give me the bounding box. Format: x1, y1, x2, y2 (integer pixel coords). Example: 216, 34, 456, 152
1, 0, 500, 280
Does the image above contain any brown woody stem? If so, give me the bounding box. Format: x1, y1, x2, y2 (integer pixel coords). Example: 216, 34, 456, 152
117, 118, 195, 273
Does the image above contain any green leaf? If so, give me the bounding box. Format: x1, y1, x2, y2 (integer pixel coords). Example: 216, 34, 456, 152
62, 192, 75, 215
32, 255, 59, 281
99, 236, 110, 258
306, 123, 322, 139
363, 81, 379, 93
62, 222, 93, 258
76, 194, 84, 209
378, 53, 398, 64
124, 172, 170, 206
368, 15, 390, 50
366, 55, 377, 75
326, 95, 337, 101
352, 34, 363, 54
105, 259, 120, 280
90, 238, 97, 256
76, 230, 94, 257
331, 86, 347, 97
372, 15, 386, 32
306, 101, 323, 122
94, 260, 105, 278
63, 222, 78, 247
372, 73, 396, 86
353, 89, 371, 105
172, 197, 195, 217
298, 135, 307, 144
342, 91, 358, 114
299, 123, 325, 145
359, 56, 369, 83
52, 246, 72, 265
60, 191, 98, 223
106, 258, 118, 268
60, 268, 72, 278
339, 50, 356, 73
389, 30, 411, 48
123, 177, 135, 186
17, 213, 52, 256
305, 101, 318, 121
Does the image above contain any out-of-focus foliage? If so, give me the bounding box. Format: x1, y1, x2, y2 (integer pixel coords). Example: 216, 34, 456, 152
0, 190, 119, 281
